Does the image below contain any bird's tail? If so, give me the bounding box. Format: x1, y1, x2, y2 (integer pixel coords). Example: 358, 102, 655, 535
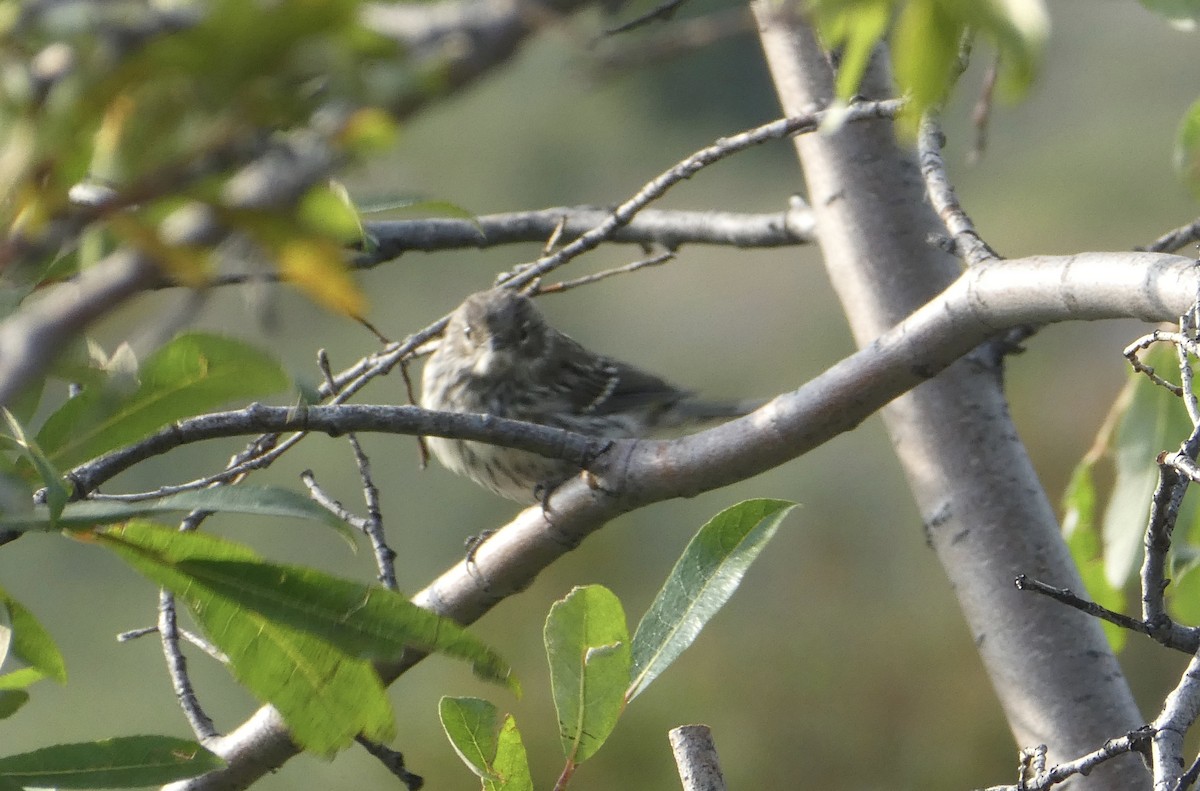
661, 396, 767, 427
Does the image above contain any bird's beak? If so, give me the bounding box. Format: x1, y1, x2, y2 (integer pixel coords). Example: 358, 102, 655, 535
473, 340, 515, 378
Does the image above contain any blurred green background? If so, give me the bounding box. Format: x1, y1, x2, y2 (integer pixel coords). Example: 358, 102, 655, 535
2, 1, 1199, 788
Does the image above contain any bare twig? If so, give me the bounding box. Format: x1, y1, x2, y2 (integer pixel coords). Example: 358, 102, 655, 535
967, 54, 999, 165
601, 0, 690, 36
494, 99, 904, 291
591, 8, 753, 73
1014, 575, 1154, 637
1140, 219, 1200, 254
535, 251, 675, 294
917, 113, 999, 266
159, 590, 219, 741
979, 730, 1153, 791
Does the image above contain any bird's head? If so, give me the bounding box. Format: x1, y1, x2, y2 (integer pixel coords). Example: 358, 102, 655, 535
444, 289, 550, 379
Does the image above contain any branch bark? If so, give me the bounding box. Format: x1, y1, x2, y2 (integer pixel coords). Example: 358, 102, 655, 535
750, 12, 1148, 789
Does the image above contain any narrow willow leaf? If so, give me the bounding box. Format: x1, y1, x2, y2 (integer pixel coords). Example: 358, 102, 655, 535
0, 484, 341, 535
1175, 97, 1200, 200
36, 332, 289, 470
1, 410, 67, 523
1062, 463, 1127, 651
439, 696, 500, 780
628, 499, 796, 703
174, 559, 513, 687
544, 585, 630, 764
1102, 345, 1193, 588
94, 522, 395, 755
0, 736, 222, 788
811, 0, 891, 100
488, 715, 532, 791
0, 585, 66, 684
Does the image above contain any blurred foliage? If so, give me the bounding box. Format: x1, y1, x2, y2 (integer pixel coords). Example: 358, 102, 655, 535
0, 0, 404, 314
809, 0, 1048, 127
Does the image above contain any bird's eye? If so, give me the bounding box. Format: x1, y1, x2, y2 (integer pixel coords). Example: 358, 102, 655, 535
517, 321, 532, 345
461, 324, 474, 344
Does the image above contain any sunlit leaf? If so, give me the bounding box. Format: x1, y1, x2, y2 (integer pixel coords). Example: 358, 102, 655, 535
628, 499, 796, 702
36, 332, 289, 471
95, 522, 395, 756
0, 485, 341, 536
278, 238, 367, 317
545, 585, 629, 764
0, 586, 66, 684
440, 696, 500, 780
0, 736, 222, 788
489, 715, 532, 791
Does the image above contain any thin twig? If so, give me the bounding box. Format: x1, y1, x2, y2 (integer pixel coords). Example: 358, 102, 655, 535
967, 54, 998, 165
301, 470, 369, 532
601, 0, 691, 36
1140, 218, 1200, 254
917, 113, 999, 266
493, 98, 904, 291
535, 251, 675, 294
979, 730, 1153, 791
1013, 575, 1154, 637
158, 590, 219, 741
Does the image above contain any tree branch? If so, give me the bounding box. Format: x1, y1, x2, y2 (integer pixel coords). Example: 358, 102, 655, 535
355, 203, 815, 266
163, 250, 1195, 790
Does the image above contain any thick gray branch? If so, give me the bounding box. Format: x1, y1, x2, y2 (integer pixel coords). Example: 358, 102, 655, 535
357, 205, 815, 265
165, 251, 1195, 791
751, 13, 1148, 789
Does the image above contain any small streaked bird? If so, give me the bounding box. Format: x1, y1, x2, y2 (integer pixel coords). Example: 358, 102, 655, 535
421, 288, 757, 502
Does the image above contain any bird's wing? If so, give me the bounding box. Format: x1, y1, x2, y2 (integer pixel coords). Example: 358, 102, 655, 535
558, 352, 689, 416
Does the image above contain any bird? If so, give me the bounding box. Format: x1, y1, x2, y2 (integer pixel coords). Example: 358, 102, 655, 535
420, 288, 757, 502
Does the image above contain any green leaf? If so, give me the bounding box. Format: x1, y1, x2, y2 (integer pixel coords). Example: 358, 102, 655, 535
36, 333, 289, 470
1102, 346, 1193, 588
439, 696, 500, 780
488, 715, 532, 791
0, 586, 66, 684
172, 559, 514, 686
0, 484, 343, 535
1062, 462, 1126, 651
0, 690, 28, 720
0, 668, 45, 691
0, 735, 222, 788
544, 585, 630, 764
1170, 559, 1200, 624
1, 410, 68, 524
628, 499, 796, 703
94, 522, 395, 756
891, 0, 962, 117
811, 0, 892, 100
1175, 97, 1200, 201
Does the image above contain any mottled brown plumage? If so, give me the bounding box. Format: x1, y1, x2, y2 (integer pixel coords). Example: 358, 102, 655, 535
421, 289, 754, 501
